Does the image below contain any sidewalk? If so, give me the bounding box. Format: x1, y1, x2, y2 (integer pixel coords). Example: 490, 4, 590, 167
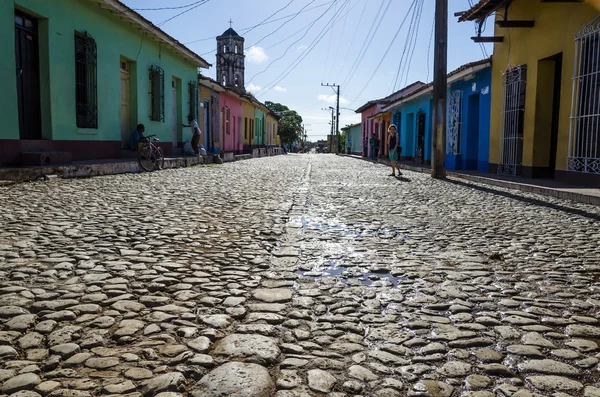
343, 154, 600, 206
0, 153, 255, 185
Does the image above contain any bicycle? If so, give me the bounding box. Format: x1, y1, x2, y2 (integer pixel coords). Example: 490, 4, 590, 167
138, 135, 165, 172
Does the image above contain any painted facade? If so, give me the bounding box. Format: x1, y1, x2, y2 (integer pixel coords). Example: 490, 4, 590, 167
254, 108, 266, 146
219, 90, 243, 154
242, 101, 255, 148
266, 114, 278, 146
460, 0, 600, 186
199, 76, 223, 154
1, 0, 209, 165
387, 89, 434, 164
342, 123, 362, 154
355, 82, 426, 159
445, 63, 491, 172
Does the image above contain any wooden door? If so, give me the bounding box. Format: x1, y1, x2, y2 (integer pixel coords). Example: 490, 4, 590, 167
171, 79, 177, 148
120, 61, 130, 148
14, 11, 41, 140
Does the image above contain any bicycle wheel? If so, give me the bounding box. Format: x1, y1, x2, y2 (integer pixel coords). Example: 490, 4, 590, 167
138, 146, 157, 172
155, 147, 165, 170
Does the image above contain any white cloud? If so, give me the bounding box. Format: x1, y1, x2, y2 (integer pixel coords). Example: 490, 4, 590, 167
274, 86, 287, 92
317, 94, 350, 105
245, 46, 268, 64
247, 83, 262, 93
297, 44, 308, 52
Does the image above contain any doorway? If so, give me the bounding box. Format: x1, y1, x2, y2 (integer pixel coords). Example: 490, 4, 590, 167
415, 110, 426, 163
533, 54, 562, 178
406, 113, 415, 159
203, 100, 210, 150
120, 60, 130, 148
549, 53, 563, 177
14, 10, 42, 140
466, 94, 480, 170
171, 78, 177, 148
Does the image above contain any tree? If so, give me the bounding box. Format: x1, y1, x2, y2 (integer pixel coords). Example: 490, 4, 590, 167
265, 101, 303, 145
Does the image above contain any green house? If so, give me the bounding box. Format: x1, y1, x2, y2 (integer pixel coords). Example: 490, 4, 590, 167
0, 0, 210, 165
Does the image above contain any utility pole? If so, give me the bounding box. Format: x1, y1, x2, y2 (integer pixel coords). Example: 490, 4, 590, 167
431, 0, 448, 178
321, 83, 340, 154
322, 107, 335, 152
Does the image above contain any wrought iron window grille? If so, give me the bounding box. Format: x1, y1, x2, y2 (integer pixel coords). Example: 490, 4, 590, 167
149, 66, 165, 122
447, 90, 463, 155
75, 31, 98, 129
498, 64, 527, 176
188, 81, 199, 121
568, 15, 600, 175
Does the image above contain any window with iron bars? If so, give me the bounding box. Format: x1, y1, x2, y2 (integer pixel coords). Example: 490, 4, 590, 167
568, 16, 600, 174
149, 66, 165, 122
188, 81, 198, 121
74, 31, 97, 128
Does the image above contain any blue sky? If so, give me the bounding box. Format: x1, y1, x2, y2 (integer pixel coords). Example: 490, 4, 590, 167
122, 0, 492, 141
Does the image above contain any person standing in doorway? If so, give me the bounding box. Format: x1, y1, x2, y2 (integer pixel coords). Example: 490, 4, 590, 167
387, 124, 402, 177
183, 114, 202, 155
369, 132, 378, 162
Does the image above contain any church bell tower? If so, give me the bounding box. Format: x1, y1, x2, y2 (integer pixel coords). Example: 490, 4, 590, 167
216, 23, 245, 92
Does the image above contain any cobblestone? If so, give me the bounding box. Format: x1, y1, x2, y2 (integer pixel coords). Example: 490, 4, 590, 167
1, 154, 600, 395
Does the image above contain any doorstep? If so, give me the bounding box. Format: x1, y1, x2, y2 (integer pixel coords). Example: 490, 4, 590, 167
342, 154, 600, 206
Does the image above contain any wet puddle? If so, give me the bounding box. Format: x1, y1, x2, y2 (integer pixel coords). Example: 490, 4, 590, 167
296, 263, 403, 287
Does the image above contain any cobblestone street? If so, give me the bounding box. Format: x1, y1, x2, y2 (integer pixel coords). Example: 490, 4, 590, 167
2, 154, 600, 397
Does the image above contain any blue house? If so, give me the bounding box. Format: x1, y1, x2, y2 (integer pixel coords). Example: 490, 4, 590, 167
384, 84, 433, 164
383, 58, 491, 170
445, 59, 491, 172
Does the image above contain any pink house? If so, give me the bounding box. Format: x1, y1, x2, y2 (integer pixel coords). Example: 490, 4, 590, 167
219, 90, 244, 154
355, 81, 426, 158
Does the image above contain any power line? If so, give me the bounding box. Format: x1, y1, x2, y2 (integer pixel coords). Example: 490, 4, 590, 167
328, 0, 353, 82
242, 0, 296, 36
350, 0, 418, 102
332, 0, 366, 82
340, 0, 392, 88
157, 0, 211, 27
321, 0, 339, 82
183, 1, 335, 45
247, 0, 341, 84
250, 0, 318, 49
256, 0, 358, 95
400, 0, 425, 89
390, 0, 421, 93
132, 1, 207, 11
426, 12, 435, 82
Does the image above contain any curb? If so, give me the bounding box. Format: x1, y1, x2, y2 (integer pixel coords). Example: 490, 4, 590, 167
342, 154, 600, 206
0, 152, 284, 184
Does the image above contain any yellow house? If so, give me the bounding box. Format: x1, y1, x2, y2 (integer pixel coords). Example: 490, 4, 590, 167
460, 0, 600, 186
242, 98, 255, 150
199, 75, 224, 154
266, 113, 278, 146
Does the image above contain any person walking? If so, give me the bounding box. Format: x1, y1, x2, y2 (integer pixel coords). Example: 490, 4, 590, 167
183, 114, 202, 155
387, 124, 402, 177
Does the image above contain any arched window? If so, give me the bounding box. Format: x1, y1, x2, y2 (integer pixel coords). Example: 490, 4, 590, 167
234, 75, 239, 87
235, 45, 238, 54
222, 74, 226, 85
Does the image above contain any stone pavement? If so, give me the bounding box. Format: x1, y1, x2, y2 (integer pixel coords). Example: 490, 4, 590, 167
1, 154, 600, 397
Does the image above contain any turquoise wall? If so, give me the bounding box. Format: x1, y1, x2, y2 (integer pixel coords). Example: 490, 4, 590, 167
2, 0, 199, 143
345, 125, 362, 153
254, 108, 265, 145
390, 93, 433, 161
